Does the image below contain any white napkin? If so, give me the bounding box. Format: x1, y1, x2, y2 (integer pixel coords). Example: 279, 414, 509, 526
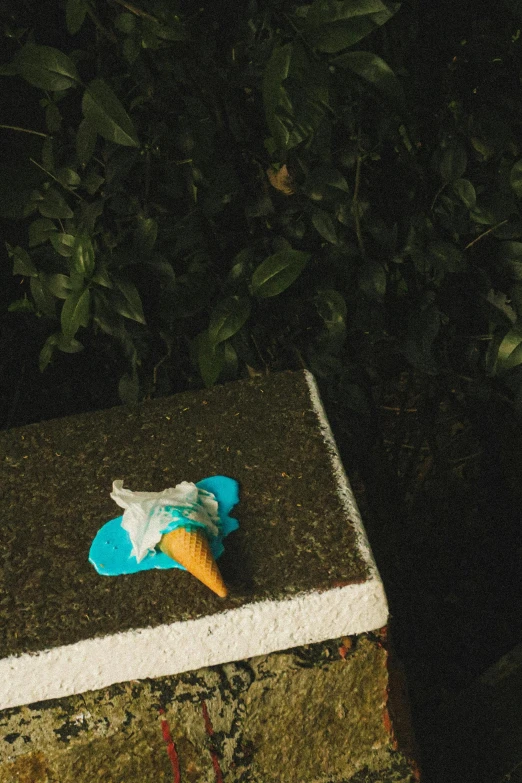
110, 480, 220, 563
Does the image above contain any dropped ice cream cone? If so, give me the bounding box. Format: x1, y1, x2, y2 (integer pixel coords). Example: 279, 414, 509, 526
159, 526, 228, 598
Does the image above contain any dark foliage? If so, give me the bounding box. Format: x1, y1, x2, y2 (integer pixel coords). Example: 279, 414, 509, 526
2, 3, 522, 777
1, 0, 521, 418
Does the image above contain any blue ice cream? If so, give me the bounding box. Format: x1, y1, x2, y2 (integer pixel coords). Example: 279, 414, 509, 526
89, 475, 239, 576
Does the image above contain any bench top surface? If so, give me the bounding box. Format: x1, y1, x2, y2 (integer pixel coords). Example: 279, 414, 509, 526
0, 370, 370, 660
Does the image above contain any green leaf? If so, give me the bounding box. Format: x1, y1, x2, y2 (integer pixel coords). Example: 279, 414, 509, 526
61, 288, 90, 337
195, 331, 225, 387
303, 165, 349, 201
315, 288, 347, 323
42, 137, 55, 171
82, 79, 139, 148
469, 205, 497, 226
44, 273, 73, 299
39, 333, 59, 371
50, 232, 75, 257
76, 118, 97, 167
93, 289, 124, 338
332, 50, 404, 105
113, 276, 146, 323
135, 216, 158, 256
77, 198, 104, 233
484, 290, 517, 328
145, 256, 176, 287
221, 341, 238, 380
38, 188, 74, 219
306, 0, 395, 26
209, 296, 251, 344
142, 17, 186, 42
123, 36, 141, 65
453, 178, 476, 209
262, 42, 330, 152
83, 170, 105, 195
72, 234, 95, 276
115, 13, 137, 34
510, 159, 522, 198
91, 262, 113, 288
427, 240, 466, 273
312, 208, 338, 243
56, 334, 84, 353
7, 243, 37, 277
439, 140, 467, 183
358, 258, 387, 300
70, 267, 85, 292
305, 0, 400, 53
251, 249, 310, 298
28, 218, 57, 247
262, 44, 293, 150
8, 297, 35, 314
56, 166, 81, 188
13, 44, 80, 91
497, 241, 522, 281
496, 321, 522, 371
66, 0, 88, 35
30, 277, 56, 318
40, 330, 84, 361
314, 288, 347, 350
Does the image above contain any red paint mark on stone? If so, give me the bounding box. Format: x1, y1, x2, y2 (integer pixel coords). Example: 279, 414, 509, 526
158, 708, 181, 783
382, 704, 394, 738
338, 636, 353, 659
382, 635, 422, 782
201, 699, 224, 783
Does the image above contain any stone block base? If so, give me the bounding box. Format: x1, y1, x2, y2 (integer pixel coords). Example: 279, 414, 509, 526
1, 631, 416, 783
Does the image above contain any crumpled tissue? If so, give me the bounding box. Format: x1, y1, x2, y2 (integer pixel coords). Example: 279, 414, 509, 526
89, 475, 239, 576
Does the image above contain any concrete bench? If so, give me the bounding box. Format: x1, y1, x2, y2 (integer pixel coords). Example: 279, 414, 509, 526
0, 370, 417, 782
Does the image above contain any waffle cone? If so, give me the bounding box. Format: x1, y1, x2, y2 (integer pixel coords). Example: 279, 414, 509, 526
159, 527, 227, 598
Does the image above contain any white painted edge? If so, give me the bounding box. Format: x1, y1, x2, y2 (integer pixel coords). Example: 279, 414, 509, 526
303, 370, 385, 586
0, 371, 388, 712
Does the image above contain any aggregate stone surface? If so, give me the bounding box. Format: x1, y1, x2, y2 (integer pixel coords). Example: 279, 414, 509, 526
0, 633, 417, 783
0, 370, 368, 658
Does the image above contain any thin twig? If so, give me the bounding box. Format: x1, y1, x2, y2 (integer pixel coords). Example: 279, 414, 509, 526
144, 148, 151, 205
0, 124, 48, 138
430, 182, 446, 212
152, 340, 172, 392
109, 0, 158, 21
29, 158, 85, 202
281, 11, 320, 61
380, 405, 418, 413
250, 332, 269, 375
465, 220, 509, 250
292, 346, 308, 370
447, 451, 483, 465
86, 3, 118, 43
353, 130, 365, 257
390, 374, 419, 487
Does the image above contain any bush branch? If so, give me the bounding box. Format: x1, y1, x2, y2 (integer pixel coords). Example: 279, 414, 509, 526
353, 134, 365, 257
465, 220, 508, 250
0, 124, 48, 138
